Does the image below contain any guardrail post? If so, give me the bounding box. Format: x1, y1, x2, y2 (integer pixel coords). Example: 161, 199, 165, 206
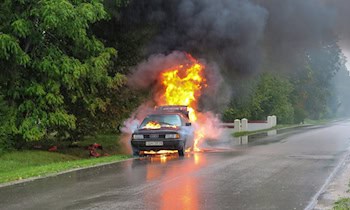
272, 115, 277, 127
234, 119, 241, 132
267, 116, 272, 128
241, 118, 248, 131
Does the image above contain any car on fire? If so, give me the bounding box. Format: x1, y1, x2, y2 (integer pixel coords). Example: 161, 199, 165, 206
131, 106, 194, 157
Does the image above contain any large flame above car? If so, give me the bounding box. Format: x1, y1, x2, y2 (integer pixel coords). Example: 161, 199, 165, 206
156, 54, 206, 151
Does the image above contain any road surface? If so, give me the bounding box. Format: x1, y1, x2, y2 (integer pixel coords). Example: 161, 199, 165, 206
1, 121, 350, 210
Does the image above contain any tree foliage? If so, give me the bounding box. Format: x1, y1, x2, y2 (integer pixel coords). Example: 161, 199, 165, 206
0, 95, 16, 153
250, 73, 294, 124
223, 73, 294, 124
0, 0, 125, 144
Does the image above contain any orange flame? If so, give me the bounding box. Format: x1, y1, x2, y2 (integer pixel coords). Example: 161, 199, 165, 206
157, 54, 206, 151
143, 121, 161, 129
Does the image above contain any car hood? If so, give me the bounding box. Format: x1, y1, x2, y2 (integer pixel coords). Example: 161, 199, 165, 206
134, 127, 180, 134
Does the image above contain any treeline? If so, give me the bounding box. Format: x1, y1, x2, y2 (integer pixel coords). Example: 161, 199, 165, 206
1, 0, 350, 152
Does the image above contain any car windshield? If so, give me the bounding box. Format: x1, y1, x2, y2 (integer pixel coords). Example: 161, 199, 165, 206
140, 114, 182, 128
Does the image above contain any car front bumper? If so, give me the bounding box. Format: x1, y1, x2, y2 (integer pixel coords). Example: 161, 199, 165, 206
131, 139, 185, 151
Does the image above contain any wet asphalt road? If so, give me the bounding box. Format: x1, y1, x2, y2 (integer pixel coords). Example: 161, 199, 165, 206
1, 121, 350, 210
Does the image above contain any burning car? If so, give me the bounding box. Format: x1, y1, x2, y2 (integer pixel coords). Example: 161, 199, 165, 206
131, 106, 194, 156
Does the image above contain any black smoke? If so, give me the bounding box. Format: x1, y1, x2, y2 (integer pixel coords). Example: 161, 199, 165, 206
122, 0, 350, 73
256, 0, 339, 72
121, 0, 267, 80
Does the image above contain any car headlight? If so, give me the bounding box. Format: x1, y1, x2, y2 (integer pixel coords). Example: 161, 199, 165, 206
165, 133, 180, 139
133, 134, 144, 140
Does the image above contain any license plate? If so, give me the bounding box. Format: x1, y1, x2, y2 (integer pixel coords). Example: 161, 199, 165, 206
146, 141, 163, 146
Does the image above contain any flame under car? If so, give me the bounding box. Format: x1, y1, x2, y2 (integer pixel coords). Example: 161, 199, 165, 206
131, 110, 194, 157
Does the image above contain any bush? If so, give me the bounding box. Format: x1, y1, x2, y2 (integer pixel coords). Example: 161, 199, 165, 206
250, 73, 295, 123
222, 107, 251, 122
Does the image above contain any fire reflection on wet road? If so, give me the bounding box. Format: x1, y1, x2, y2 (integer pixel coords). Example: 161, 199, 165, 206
143, 153, 205, 210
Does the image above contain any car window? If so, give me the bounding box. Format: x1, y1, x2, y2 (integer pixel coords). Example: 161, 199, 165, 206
141, 114, 182, 127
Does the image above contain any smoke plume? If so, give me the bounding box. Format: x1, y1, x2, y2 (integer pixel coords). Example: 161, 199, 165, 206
144, 0, 268, 79
121, 0, 350, 75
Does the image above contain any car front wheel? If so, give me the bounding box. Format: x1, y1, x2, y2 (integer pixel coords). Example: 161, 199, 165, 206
178, 148, 184, 156
178, 141, 185, 156
132, 147, 140, 157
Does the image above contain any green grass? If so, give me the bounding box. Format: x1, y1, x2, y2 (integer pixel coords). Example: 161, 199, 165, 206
333, 198, 350, 210
0, 151, 130, 184
0, 134, 131, 183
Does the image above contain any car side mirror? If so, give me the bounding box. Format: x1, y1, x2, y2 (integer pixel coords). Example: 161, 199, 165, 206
185, 122, 192, 126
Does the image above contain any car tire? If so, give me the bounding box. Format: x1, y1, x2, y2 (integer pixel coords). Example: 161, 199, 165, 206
178, 148, 184, 156
178, 141, 185, 156
132, 147, 140, 157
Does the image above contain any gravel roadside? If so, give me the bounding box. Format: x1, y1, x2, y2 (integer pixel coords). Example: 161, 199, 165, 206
314, 153, 350, 209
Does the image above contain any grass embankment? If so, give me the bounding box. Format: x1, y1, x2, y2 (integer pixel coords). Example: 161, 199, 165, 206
0, 134, 131, 184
